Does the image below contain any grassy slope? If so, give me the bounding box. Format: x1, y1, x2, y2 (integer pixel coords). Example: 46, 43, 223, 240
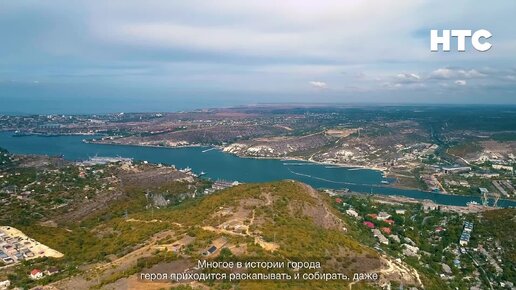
21, 181, 382, 289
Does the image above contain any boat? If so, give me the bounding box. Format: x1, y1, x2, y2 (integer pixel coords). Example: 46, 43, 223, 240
466, 201, 479, 206
381, 180, 389, 184
12, 131, 32, 137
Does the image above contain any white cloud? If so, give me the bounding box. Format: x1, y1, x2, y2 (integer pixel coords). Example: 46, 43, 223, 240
396, 73, 421, 83
1, 1, 516, 104
430, 68, 486, 80
309, 81, 328, 89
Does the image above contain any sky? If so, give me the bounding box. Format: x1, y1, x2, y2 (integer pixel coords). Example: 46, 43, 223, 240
1, 0, 516, 113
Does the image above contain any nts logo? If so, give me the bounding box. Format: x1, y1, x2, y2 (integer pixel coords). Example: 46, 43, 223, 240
430, 29, 492, 52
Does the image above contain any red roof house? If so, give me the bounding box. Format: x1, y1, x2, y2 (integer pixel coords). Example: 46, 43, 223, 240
381, 227, 392, 235
335, 198, 343, 203
363, 221, 375, 229
435, 226, 445, 233
367, 213, 378, 219
30, 269, 43, 280
384, 219, 395, 225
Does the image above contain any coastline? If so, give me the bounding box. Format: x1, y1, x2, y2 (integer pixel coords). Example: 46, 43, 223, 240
85, 139, 389, 174
82, 139, 507, 197
2, 134, 512, 207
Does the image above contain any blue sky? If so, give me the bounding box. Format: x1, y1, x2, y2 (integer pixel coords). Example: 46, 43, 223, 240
1, 0, 516, 113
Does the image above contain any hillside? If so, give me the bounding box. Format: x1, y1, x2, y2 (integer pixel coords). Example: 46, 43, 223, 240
22, 181, 422, 290
0, 149, 421, 289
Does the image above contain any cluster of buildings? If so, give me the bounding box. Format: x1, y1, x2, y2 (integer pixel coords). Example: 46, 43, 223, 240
29, 268, 59, 280
203, 180, 240, 195
459, 221, 474, 246
79, 156, 133, 166
340, 200, 397, 246
0, 229, 35, 265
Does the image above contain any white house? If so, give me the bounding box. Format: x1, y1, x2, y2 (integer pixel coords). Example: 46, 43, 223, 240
346, 209, 359, 218
30, 269, 43, 280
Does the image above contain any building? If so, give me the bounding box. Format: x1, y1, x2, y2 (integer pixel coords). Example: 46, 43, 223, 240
367, 213, 378, 219
479, 187, 489, 195
30, 269, 43, 280
380, 227, 392, 235
492, 164, 513, 171
459, 233, 471, 246
422, 200, 438, 212
389, 235, 401, 243
442, 166, 471, 174
463, 221, 473, 232
363, 221, 375, 229
395, 209, 406, 215
345, 209, 359, 218
203, 245, 217, 256
372, 229, 389, 245
45, 268, 59, 276
459, 221, 474, 246
403, 244, 420, 257
384, 219, 395, 225
377, 212, 391, 221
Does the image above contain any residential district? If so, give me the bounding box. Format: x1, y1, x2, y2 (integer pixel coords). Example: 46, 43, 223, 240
332, 192, 514, 290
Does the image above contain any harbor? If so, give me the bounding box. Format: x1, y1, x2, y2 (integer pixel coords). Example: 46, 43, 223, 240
0, 132, 514, 208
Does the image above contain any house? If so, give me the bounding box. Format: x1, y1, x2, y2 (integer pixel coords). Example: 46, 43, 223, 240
372, 229, 389, 245
367, 213, 378, 219
345, 209, 359, 218
404, 237, 415, 246
381, 227, 391, 235
45, 268, 59, 276
442, 263, 452, 275
435, 226, 445, 233
402, 244, 420, 257
463, 221, 474, 232
384, 219, 395, 225
363, 221, 375, 229
389, 235, 401, 243
203, 245, 217, 256
453, 259, 461, 267
334, 198, 343, 204
492, 164, 513, 171
395, 209, 406, 215
30, 269, 44, 280
377, 212, 391, 221
23, 249, 34, 258
442, 166, 471, 174
422, 201, 438, 212
2, 257, 14, 264
459, 232, 471, 246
